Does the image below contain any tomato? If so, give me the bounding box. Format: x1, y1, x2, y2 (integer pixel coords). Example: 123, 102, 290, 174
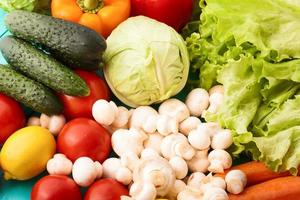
57, 118, 111, 163
84, 178, 129, 200
130, 0, 193, 31
0, 93, 25, 144
59, 70, 109, 119
31, 175, 82, 200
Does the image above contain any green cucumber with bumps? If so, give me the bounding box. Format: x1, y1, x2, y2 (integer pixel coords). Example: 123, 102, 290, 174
0, 65, 63, 115
5, 10, 106, 70
0, 36, 90, 97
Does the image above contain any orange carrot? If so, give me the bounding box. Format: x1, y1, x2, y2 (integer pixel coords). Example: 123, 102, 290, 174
229, 176, 300, 200
215, 161, 292, 186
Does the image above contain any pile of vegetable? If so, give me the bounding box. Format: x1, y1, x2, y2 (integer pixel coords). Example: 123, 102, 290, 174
0, 0, 300, 199
185, 0, 300, 175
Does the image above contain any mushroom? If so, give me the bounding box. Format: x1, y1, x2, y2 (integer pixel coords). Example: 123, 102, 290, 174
27, 116, 41, 126
72, 157, 103, 187
160, 133, 195, 161
130, 181, 157, 200
208, 149, 232, 173
112, 128, 148, 157
141, 148, 161, 159
102, 158, 133, 185
177, 186, 203, 200
143, 114, 158, 134
133, 157, 175, 196
112, 106, 130, 128
40, 114, 66, 136
200, 175, 226, 191
158, 99, 190, 123
188, 129, 211, 150
46, 154, 73, 176
121, 152, 140, 171
144, 132, 164, 154
209, 85, 224, 96
225, 170, 247, 194
179, 117, 201, 136
187, 149, 210, 173
167, 179, 186, 200
121, 196, 133, 200
185, 88, 210, 117
203, 187, 228, 200
207, 92, 224, 114
169, 156, 188, 179
187, 172, 206, 190
130, 106, 158, 130
211, 129, 233, 150
197, 122, 222, 138
92, 100, 118, 126
156, 114, 178, 136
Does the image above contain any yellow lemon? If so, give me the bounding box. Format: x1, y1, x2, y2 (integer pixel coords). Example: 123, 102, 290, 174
0, 126, 56, 180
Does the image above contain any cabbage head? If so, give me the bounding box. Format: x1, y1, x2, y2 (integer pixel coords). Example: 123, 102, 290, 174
104, 16, 189, 107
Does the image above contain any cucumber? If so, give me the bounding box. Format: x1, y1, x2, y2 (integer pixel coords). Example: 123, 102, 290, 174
0, 36, 90, 97
5, 10, 106, 70
0, 65, 63, 115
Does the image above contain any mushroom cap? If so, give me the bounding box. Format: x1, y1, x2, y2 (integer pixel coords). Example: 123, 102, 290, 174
133, 157, 175, 196
102, 157, 122, 178
92, 100, 116, 126
156, 114, 178, 136
112, 106, 130, 128
46, 153, 72, 176
209, 85, 224, 95
169, 156, 188, 179
144, 132, 164, 154
130, 181, 157, 200
40, 113, 51, 128
72, 157, 98, 187
27, 116, 41, 126
130, 106, 158, 129
185, 88, 210, 117
225, 170, 247, 194
177, 186, 203, 200
116, 167, 133, 185
187, 172, 206, 190
211, 129, 233, 150
48, 114, 66, 135
159, 98, 190, 123
208, 150, 232, 173
179, 116, 201, 136
188, 129, 211, 150
203, 187, 228, 200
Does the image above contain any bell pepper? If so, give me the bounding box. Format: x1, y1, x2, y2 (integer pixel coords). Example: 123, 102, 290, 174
130, 0, 193, 31
51, 0, 130, 38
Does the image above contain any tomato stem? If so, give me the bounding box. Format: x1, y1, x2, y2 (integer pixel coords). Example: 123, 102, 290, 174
77, 0, 104, 14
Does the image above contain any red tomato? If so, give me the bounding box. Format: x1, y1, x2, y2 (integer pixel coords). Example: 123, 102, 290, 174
31, 175, 82, 200
130, 0, 193, 31
84, 178, 129, 200
57, 118, 111, 163
59, 70, 109, 119
0, 93, 25, 144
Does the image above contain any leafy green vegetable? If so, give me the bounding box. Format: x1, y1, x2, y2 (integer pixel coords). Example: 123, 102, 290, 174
185, 0, 300, 174
0, 0, 50, 14
104, 16, 189, 108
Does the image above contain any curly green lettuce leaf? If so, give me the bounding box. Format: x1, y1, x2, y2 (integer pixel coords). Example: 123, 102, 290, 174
0, 0, 50, 14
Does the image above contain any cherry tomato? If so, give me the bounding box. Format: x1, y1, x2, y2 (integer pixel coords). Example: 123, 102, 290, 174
0, 93, 25, 144
84, 178, 129, 200
130, 0, 193, 31
59, 70, 109, 119
57, 118, 111, 163
31, 175, 82, 200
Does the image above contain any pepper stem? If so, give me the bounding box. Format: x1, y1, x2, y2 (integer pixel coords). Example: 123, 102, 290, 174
77, 0, 104, 14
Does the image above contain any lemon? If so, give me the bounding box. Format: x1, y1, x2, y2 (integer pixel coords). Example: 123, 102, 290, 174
0, 126, 56, 180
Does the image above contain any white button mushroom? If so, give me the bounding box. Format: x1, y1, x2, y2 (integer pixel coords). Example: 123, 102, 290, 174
112, 128, 147, 157
209, 85, 224, 96
144, 132, 164, 154
158, 99, 190, 123
185, 88, 210, 117
203, 187, 228, 200
141, 148, 161, 159
142, 115, 158, 134
121, 152, 140, 171
40, 114, 66, 136
211, 129, 233, 150
169, 156, 188, 179
187, 149, 210, 173
130, 106, 158, 130
103, 157, 133, 185
197, 122, 222, 138
156, 115, 178, 136
208, 149, 232, 173
112, 106, 130, 128
177, 186, 203, 200
188, 129, 211, 150
121, 196, 133, 200
72, 157, 102, 187
130, 181, 157, 200
27, 116, 41, 126
160, 133, 195, 161
133, 157, 175, 196
40, 113, 51, 128
225, 170, 247, 194
207, 92, 224, 114
179, 116, 201, 136
167, 179, 186, 199
187, 172, 206, 190
92, 100, 118, 126
46, 154, 73, 176
201, 175, 226, 191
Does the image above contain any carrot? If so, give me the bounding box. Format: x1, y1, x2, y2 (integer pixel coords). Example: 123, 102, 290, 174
215, 161, 292, 186
229, 176, 300, 200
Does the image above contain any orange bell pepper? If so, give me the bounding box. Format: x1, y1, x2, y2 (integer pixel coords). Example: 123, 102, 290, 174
51, 0, 130, 38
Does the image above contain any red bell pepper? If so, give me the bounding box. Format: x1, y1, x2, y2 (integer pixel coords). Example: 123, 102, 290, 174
130, 0, 193, 31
